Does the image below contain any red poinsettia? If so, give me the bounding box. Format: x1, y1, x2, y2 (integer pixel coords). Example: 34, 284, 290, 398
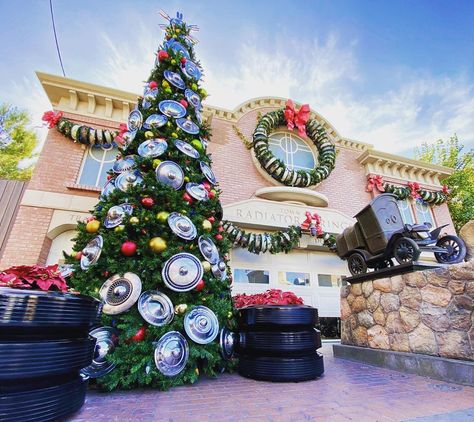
233, 289, 304, 309
42, 110, 63, 129
0, 264, 68, 292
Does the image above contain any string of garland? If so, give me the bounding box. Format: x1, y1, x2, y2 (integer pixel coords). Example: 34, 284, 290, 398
252, 103, 336, 187
42, 111, 119, 147
366, 174, 449, 205
222, 221, 337, 254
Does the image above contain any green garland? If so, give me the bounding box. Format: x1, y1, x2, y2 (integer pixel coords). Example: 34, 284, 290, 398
55, 117, 119, 147
252, 109, 336, 187
222, 221, 337, 254
383, 183, 448, 204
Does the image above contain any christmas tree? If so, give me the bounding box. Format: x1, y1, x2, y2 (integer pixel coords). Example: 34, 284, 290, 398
67, 11, 236, 390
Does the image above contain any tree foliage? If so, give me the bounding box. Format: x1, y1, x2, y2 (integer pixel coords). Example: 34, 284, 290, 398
0, 104, 38, 180
415, 135, 474, 231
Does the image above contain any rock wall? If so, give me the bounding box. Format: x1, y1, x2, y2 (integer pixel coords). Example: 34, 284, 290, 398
340, 261, 474, 360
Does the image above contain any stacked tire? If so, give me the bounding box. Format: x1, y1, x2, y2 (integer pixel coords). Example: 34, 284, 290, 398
237, 305, 324, 382
0, 287, 101, 422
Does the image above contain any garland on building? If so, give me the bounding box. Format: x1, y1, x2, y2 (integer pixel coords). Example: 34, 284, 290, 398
366, 174, 449, 204
252, 100, 336, 187
42, 111, 119, 147
223, 211, 337, 254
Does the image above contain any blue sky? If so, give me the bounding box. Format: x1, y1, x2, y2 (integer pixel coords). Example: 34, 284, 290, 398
1, 0, 473, 156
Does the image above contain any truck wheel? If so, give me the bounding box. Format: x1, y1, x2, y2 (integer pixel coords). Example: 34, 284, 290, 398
347, 253, 367, 275
434, 235, 467, 264
238, 329, 322, 356
237, 305, 318, 330
393, 237, 421, 264
0, 337, 95, 381
238, 353, 324, 382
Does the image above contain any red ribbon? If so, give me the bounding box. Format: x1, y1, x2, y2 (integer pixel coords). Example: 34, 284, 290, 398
284, 99, 310, 137
114, 123, 129, 145
42, 111, 63, 129
301, 211, 323, 236
408, 182, 421, 199
442, 185, 450, 195
366, 175, 385, 192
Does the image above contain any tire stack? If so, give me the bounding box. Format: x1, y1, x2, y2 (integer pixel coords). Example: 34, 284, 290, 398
0, 287, 101, 422
237, 305, 324, 382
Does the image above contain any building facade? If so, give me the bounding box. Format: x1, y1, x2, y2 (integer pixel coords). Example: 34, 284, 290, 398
0, 72, 455, 319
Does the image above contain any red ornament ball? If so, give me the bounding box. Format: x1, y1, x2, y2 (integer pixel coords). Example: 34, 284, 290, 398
106, 174, 113, 181
74, 251, 82, 260
208, 190, 216, 199
130, 326, 146, 342
121, 241, 137, 256
218, 226, 225, 233
157, 50, 169, 61
207, 216, 215, 224
195, 279, 205, 291
141, 197, 154, 208
86, 216, 96, 223
215, 234, 223, 241
180, 57, 187, 64
180, 99, 188, 108
183, 192, 194, 204
202, 181, 212, 192
148, 81, 158, 89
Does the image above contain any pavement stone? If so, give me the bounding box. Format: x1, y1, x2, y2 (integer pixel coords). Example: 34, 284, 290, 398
68, 343, 474, 422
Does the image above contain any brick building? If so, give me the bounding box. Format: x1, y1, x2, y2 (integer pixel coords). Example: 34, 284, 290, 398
0, 72, 455, 318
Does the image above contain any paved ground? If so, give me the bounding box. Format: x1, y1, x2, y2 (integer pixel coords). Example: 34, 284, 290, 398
69, 343, 474, 422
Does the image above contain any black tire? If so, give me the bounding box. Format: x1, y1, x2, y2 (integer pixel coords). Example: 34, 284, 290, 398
0, 337, 95, 380
0, 288, 101, 333
0, 376, 87, 422
393, 237, 421, 264
238, 353, 324, 382
434, 235, 467, 264
237, 305, 318, 330
238, 329, 322, 356
347, 252, 367, 276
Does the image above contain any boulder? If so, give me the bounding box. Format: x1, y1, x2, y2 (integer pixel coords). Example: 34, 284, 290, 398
373, 307, 386, 325
352, 326, 368, 347
449, 261, 474, 280
340, 298, 352, 320
367, 325, 390, 349
420, 302, 451, 332
340, 285, 351, 298
399, 306, 420, 332
366, 290, 381, 312
380, 293, 400, 313
389, 333, 410, 352
362, 281, 374, 298
408, 323, 438, 355
447, 279, 465, 295
420, 284, 452, 307
358, 310, 375, 328
385, 311, 405, 334
399, 286, 422, 310
390, 276, 404, 293
425, 268, 450, 288
373, 278, 392, 293
436, 331, 472, 360
351, 283, 362, 296
403, 271, 427, 288
459, 220, 474, 261
351, 296, 367, 313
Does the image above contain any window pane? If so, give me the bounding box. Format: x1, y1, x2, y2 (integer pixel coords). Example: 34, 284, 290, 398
415, 201, 434, 225
79, 146, 118, 188
278, 271, 310, 286
268, 132, 315, 171
318, 274, 343, 287
233, 269, 269, 284
397, 199, 414, 224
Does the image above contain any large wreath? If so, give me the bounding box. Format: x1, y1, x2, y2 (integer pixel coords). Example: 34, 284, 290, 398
252, 100, 336, 187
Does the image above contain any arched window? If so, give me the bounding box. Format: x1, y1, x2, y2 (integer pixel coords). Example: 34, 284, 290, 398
268, 132, 315, 171
78, 145, 117, 187
46, 230, 76, 265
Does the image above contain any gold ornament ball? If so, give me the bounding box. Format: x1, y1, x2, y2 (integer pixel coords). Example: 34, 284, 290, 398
114, 225, 125, 232
171, 59, 177, 65
129, 216, 140, 225
180, 209, 187, 214
174, 303, 188, 315
145, 131, 154, 139
86, 220, 100, 233
149, 237, 167, 253
162, 80, 170, 88
191, 83, 198, 91
190, 139, 203, 152
171, 132, 178, 138
202, 297, 206, 301
184, 176, 190, 182
202, 261, 211, 272
156, 211, 169, 223
175, 28, 181, 34
166, 121, 172, 127
227, 311, 233, 319
152, 159, 162, 169
202, 220, 212, 231
199, 88, 208, 98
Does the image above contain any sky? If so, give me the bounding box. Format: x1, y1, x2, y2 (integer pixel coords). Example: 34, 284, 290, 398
1, 0, 474, 158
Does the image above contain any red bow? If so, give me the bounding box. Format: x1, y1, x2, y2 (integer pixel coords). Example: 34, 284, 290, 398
284, 99, 310, 137
301, 211, 323, 236
366, 175, 385, 192
408, 182, 421, 199
442, 185, 450, 195
42, 110, 63, 129
114, 123, 129, 145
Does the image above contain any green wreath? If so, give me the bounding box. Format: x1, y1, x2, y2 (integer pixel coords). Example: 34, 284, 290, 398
252, 109, 336, 187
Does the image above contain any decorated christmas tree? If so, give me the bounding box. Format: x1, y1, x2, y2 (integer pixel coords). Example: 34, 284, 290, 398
67, 11, 236, 390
